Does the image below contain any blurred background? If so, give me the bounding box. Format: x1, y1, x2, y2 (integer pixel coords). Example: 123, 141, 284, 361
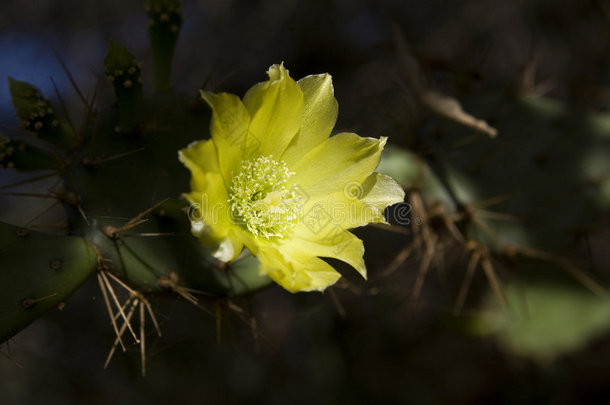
1, 0, 610, 404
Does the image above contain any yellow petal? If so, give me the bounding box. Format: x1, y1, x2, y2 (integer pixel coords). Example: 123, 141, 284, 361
258, 246, 341, 292
281, 73, 338, 164
292, 133, 387, 198
200, 91, 250, 184
242, 63, 304, 159
210, 229, 244, 262
294, 171, 404, 233
337, 172, 405, 228
359, 172, 405, 214
178, 138, 219, 178
183, 172, 243, 261
288, 228, 366, 279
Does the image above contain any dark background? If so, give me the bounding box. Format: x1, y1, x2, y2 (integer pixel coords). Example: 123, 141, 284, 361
1, 1, 610, 404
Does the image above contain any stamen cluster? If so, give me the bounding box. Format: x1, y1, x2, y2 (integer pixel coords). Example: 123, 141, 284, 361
229, 156, 299, 239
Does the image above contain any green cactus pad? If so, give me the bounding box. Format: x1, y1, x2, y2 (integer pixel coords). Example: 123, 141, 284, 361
146, 0, 182, 91
0, 222, 97, 343
103, 40, 143, 133
8, 77, 77, 150
0, 135, 63, 171
475, 278, 610, 362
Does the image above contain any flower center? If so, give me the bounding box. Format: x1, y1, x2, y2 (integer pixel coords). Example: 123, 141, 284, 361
229, 156, 299, 239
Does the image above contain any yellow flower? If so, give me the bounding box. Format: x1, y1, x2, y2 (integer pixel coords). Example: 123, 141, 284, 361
179, 63, 405, 292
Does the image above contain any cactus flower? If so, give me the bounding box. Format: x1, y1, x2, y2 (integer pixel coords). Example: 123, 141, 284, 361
179, 63, 404, 292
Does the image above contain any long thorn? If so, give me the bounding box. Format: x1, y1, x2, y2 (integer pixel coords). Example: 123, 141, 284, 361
25, 200, 61, 226
112, 296, 134, 322
328, 288, 346, 318
117, 219, 149, 232
454, 251, 480, 314
98, 273, 126, 352
104, 298, 139, 369
53, 49, 88, 107
105, 271, 137, 293
143, 298, 162, 337
180, 286, 215, 298
481, 257, 507, 311
50, 76, 77, 135
140, 301, 146, 377
411, 247, 434, 302
515, 246, 610, 299
475, 210, 519, 222
472, 216, 497, 242
370, 223, 411, 235
125, 232, 175, 237
81, 79, 100, 131
0, 347, 23, 368
101, 272, 139, 343
216, 304, 222, 344
0, 172, 57, 191
175, 287, 210, 313
119, 198, 169, 232
95, 147, 146, 165
381, 244, 414, 276
77, 205, 90, 226
0, 192, 57, 199
441, 214, 464, 243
